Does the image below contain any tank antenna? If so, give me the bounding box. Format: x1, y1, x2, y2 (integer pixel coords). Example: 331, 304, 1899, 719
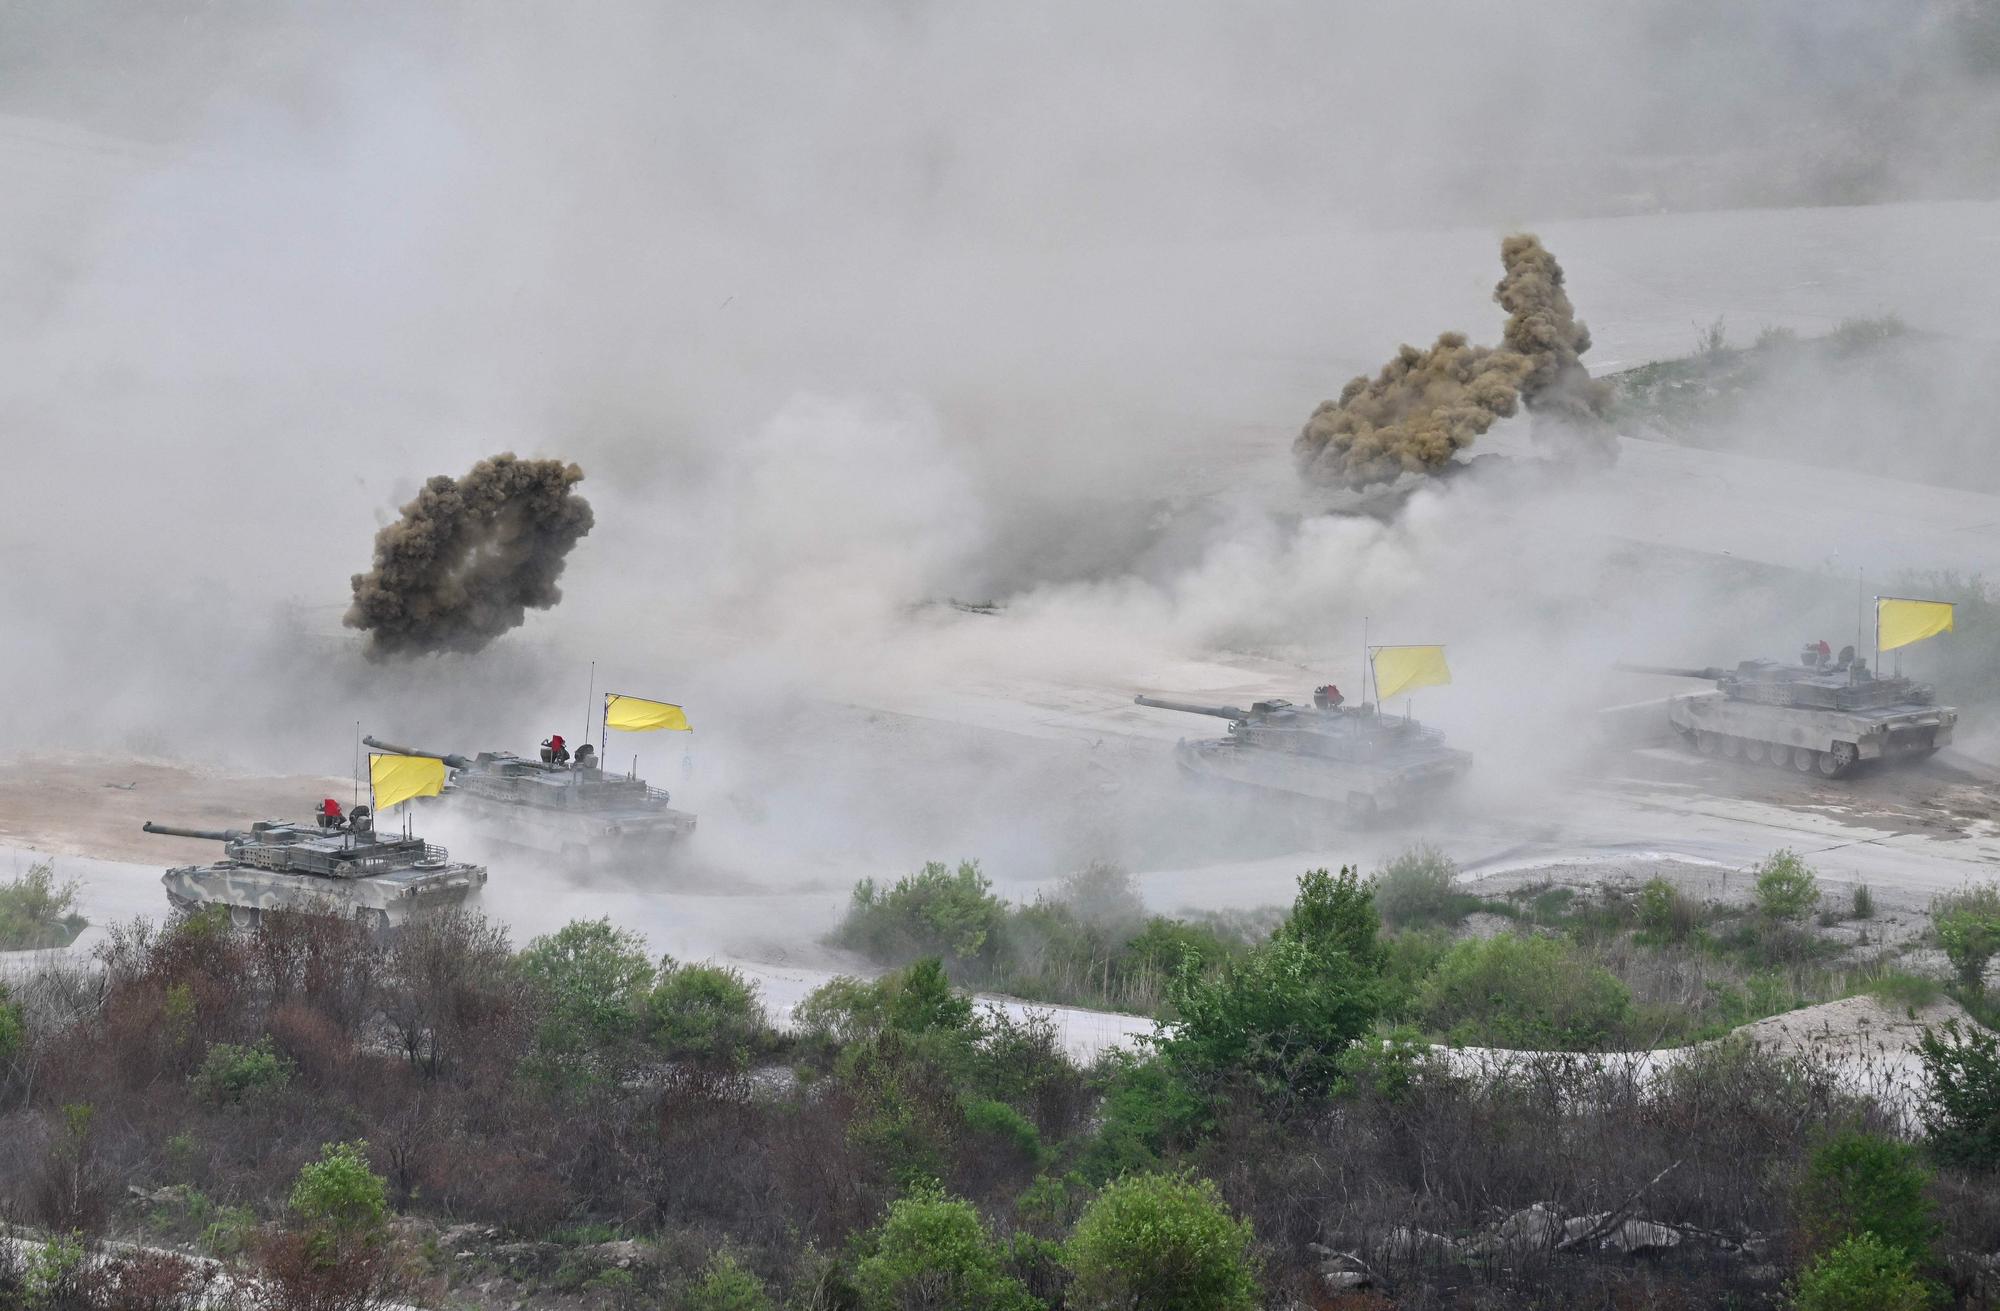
582, 661, 596, 784
353, 720, 361, 813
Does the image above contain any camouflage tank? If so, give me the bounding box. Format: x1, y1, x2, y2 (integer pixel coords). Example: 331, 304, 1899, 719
1133, 689, 1471, 816
1618, 645, 1957, 776
142, 809, 487, 932
361, 736, 696, 865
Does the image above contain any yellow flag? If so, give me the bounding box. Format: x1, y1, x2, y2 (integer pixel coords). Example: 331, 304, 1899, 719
369, 753, 446, 812
605, 693, 691, 733
1372, 645, 1452, 702
1877, 598, 1954, 653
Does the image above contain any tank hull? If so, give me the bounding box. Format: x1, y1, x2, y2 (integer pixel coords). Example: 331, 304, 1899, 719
430, 790, 697, 862
1663, 690, 1954, 774
161, 859, 487, 932
1173, 737, 1471, 814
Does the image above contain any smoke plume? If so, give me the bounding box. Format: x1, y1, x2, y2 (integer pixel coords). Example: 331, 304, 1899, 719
1294, 234, 1612, 489
346, 454, 594, 659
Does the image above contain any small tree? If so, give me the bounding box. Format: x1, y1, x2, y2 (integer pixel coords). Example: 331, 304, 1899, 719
1755, 850, 1821, 924
1065, 1171, 1258, 1311
1931, 883, 2000, 992
1916, 1019, 2000, 1168
1415, 934, 1631, 1050
290, 1141, 388, 1238
518, 918, 655, 1081
687, 1249, 776, 1311
1789, 1232, 1932, 1311
647, 958, 767, 1071
839, 860, 1009, 966
1795, 1132, 1937, 1262
853, 1186, 1041, 1311
1371, 844, 1464, 930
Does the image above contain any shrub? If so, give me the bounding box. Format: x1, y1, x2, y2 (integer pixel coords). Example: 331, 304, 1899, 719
1065, 1171, 1258, 1311
1795, 1132, 1937, 1262
1415, 934, 1631, 1050
1931, 883, 2000, 992
795, 974, 890, 1047
1155, 868, 1384, 1100
884, 958, 977, 1036
647, 958, 766, 1071
290, 1141, 388, 1237
1788, 1232, 1932, 1311
1852, 884, 1875, 920
1916, 1019, 2000, 1168
1371, 844, 1466, 930
1755, 850, 1821, 924
518, 918, 655, 1081
191, 1037, 294, 1103
853, 1185, 1041, 1311
0, 861, 86, 950
1637, 877, 1701, 943
0, 982, 23, 1068
688, 1249, 775, 1311
1053, 861, 1146, 932
839, 860, 1009, 966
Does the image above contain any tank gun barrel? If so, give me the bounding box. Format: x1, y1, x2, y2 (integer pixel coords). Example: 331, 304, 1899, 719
142, 821, 246, 842
360, 736, 471, 770
1614, 662, 1727, 681
1134, 695, 1248, 720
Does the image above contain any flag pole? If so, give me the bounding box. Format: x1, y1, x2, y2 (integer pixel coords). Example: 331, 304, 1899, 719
1873, 594, 1880, 675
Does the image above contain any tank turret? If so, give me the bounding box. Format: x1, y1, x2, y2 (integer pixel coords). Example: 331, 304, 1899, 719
1131, 691, 1468, 817
364, 729, 696, 866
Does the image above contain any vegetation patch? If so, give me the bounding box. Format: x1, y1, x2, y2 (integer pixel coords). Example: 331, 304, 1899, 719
0, 861, 87, 950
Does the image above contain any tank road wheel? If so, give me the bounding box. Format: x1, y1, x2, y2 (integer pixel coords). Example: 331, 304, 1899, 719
1694, 730, 1721, 757
228, 905, 261, 931
1720, 736, 1743, 760
1743, 739, 1767, 764
1819, 743, 1858, 777
1767, 744, 1793, 769
1793, 746, 1819, 774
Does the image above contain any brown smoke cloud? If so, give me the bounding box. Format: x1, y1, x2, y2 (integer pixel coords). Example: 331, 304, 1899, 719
1293, 234, 1612, 489
346, 453, 594, 659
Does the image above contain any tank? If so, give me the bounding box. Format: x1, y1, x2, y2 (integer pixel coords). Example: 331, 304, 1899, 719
1617, 648, 1957, 776
141, 810, 487, 932
361, 736, 697, 865
1132, 690, 1471, 816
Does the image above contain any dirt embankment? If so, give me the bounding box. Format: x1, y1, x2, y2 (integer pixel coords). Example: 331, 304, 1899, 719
0, 755, 351, 866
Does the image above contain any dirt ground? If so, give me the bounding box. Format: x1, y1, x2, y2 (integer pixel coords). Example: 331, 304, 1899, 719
0, 754, 352, 866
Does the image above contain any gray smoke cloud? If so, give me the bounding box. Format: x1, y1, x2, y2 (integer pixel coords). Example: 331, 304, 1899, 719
1294, 234, 1612, 489
346, 453, 594, 659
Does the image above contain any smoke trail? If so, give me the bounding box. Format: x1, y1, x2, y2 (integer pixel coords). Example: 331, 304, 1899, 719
1293, 234, 1611, 489
345, 453, 594, 659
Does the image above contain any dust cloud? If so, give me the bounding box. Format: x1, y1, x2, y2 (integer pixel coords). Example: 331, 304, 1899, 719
1293, 235, 1611, 490
346, 454, 594, 659
4, 3, 2000, 899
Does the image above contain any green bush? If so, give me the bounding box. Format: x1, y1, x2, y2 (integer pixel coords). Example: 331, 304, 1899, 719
191, 1037, 294, 1103
1755, 850, 1821, 924
1415, 934, 1631, 1050
0, 983, 24, 1068
853, 1185, 1042, 1311
1158, 869, 1382, 1100
1916, 1019, 2000, 1168
1637, 878, 1701, 943
962, 1097, 1043, 1164
1789, 1232, 1932, 1311
687, 1249, 775, 1311
1795, 1132, 1937, 1262
518, 919, 656, 1082
1852, 884, 1875, 920
1376, 929, 1450, 1021
290, 1141, 388, 1237
647, 958, 766, 1071
1371, 844, 1467, 929
0, 861, 86, 950
839, 860, 1009, 965
794, 975, 889, 1047
1931, 883, 2000, 992
1065, 1171, 1258, 1311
